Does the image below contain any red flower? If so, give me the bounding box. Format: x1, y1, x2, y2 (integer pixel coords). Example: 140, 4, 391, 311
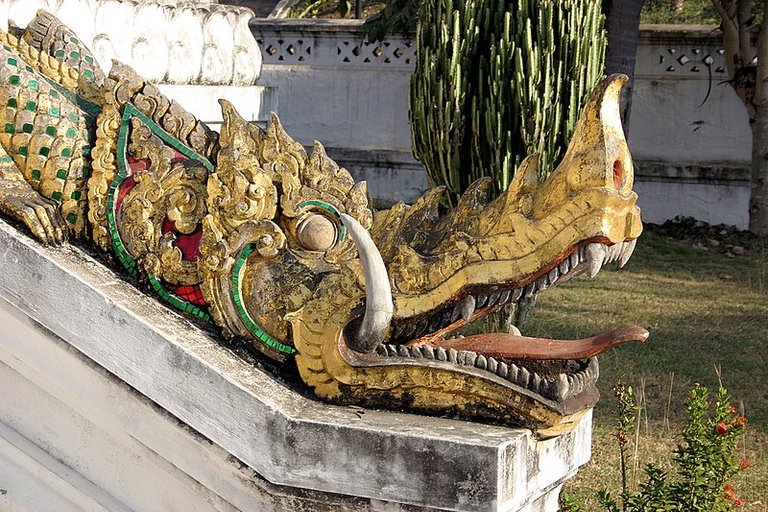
727, 405, 738, 415
716, 421, 729, 435
723, 484, 745, 506
739, 458, 752, 471
733, 415, 748, 428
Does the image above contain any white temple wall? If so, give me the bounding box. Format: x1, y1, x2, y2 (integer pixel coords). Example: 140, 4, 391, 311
252, 21, 753, 227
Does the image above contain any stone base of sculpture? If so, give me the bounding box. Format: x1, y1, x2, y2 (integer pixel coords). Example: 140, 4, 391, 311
0, 219, 592, 512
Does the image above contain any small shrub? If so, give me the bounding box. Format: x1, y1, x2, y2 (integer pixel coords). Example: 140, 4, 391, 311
565, 383, 750, 511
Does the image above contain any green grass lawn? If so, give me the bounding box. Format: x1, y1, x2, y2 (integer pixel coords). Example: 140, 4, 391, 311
641, 0, 721, 25
525, 226, 767, 509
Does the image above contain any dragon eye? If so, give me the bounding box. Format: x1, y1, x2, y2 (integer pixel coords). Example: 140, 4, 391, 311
296, 213, 337, 252
295, 200, 346, 252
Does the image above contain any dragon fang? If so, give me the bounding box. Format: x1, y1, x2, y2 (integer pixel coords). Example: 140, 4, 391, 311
0, 12, 646, 437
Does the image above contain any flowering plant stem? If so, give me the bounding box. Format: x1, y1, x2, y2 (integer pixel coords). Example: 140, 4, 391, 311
576, 383, 751, 511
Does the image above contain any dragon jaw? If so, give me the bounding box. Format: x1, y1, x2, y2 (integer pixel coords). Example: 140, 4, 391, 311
289, 219, 646, 437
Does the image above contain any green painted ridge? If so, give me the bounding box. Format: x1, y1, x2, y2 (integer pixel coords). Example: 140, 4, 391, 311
231, 244, 296, 355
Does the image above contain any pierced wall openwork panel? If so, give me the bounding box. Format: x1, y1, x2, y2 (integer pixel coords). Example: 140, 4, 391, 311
254, 30, 415, 69
655, 46, 726, 75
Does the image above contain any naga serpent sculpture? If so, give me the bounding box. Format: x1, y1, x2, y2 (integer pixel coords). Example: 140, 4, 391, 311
0, 11, 647, 437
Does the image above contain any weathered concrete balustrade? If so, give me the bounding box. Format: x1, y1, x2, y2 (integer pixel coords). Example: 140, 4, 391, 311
0, 0, 276, 130
0, 219, 592, 511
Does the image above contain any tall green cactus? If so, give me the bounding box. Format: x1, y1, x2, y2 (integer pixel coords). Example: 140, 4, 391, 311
410, 0, 606, 205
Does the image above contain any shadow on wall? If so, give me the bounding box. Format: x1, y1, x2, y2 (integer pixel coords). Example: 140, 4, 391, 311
220, 0, 281, 18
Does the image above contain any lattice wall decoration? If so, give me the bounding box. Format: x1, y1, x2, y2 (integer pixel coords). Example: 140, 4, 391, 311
658, 46, 727, 75
256, 33, 415, 68
259, 38, 313, 63
336, 40, 415, 65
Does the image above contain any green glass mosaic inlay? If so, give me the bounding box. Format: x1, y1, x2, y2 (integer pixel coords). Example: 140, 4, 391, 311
45, 126, 56, 136
54, 49, 65, 58
67, 113, 78, 122
51, 191, 62, 201
50, 106, 60, 116
56, 169, 67, 179
84, 55, 94, 64
83, 69, 94, 79
66, 213, 77, 223
61, 148, 72, 157
69, 51, 80, 60
9, 75, 19, 85
4, 123, 13, 133
0, 155, 12, 164
18, 146, 27, 156
70, 190, 81, 200
28, 79, 37, 90
39, 147, 50, 157
231, 244, 296, 355
66, 128, 77, 138
31, 169, 40, 179
25, 101, 36, 111
7, 57, 16, 66
7, 98, 16, 108
50, 89, 58, 98
21, 123, 32, 133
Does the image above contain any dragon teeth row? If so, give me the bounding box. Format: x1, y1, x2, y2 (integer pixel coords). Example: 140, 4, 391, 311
388, 240, 637, 347
391, 244, 595, 341
450, 240, 636, 324
375, 343, 599, 401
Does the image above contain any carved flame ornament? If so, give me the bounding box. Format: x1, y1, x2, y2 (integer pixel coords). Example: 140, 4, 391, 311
0, 11, 647, 436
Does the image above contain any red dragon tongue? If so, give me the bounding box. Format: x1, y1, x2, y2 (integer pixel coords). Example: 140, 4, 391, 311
429, 326, 649, 361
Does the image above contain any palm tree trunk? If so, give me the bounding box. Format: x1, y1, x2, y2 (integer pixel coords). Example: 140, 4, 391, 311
602, 0, 644, 131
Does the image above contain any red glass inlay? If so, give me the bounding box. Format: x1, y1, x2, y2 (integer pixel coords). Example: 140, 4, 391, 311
173, 284, 206, 305
127, 155, 150, 172
161, 218, 203, 261
115, 175, 136, 211
613, 159, 623, 189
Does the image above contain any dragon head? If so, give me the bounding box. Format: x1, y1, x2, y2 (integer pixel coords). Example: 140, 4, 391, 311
281, 75, 646, 436
97, 65, 643, 437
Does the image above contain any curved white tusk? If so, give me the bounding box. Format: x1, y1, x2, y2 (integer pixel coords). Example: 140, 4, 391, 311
340, 213, 393, 352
